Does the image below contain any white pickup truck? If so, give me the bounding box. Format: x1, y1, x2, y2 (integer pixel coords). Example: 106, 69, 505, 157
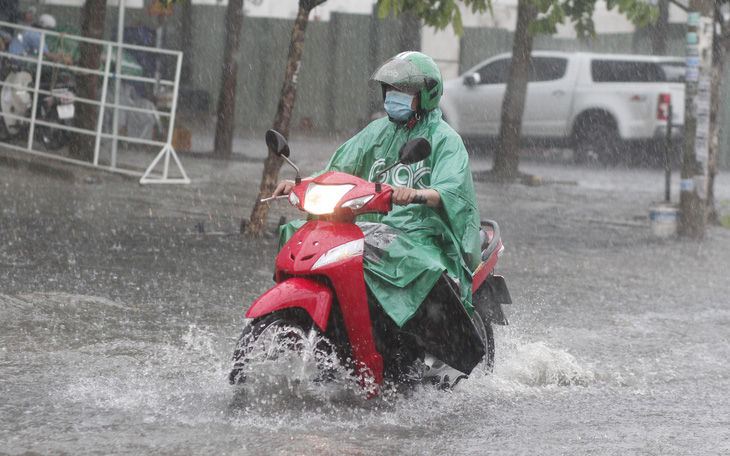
439, 51, 685, 163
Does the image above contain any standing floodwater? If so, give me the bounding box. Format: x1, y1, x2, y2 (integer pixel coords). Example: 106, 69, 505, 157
2, 143, 730, 455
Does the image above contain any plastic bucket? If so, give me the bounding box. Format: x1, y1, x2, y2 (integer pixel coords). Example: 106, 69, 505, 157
649, 203, 679, 238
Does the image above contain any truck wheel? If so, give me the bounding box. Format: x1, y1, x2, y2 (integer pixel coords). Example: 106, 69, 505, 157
462, 137, 493, 157
574, 122, 622, 165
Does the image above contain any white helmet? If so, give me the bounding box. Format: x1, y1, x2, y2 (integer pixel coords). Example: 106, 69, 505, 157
38, 14, 56, 29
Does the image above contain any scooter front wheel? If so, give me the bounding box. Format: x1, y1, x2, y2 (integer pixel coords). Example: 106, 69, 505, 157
229, 311, 309, 384
228, 309, 338, 385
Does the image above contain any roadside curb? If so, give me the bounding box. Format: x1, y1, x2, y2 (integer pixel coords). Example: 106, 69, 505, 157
0, 147, 137, 183
1, 149, 77, 182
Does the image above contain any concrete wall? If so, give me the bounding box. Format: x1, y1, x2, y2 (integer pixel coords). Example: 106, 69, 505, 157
31, 4, 407, 137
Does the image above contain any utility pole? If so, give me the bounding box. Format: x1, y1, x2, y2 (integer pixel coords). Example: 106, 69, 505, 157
679, 0, 714, 239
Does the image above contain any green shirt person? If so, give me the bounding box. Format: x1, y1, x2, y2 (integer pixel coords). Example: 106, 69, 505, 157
272, 51, 482, 329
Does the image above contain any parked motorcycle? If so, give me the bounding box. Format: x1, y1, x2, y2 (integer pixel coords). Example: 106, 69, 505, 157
229, 130, 512, 398
0, 65, 75, 150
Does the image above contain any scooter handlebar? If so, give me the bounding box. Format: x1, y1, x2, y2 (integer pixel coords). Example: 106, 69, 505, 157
388, 191, 427, 206
260, 195, 289, 203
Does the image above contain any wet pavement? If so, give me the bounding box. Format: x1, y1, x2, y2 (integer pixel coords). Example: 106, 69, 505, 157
2, 136, 730, 455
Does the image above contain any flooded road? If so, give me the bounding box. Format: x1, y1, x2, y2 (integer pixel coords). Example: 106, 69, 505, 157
2, 144, 730, 455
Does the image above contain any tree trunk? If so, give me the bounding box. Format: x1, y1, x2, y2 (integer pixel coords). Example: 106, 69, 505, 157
491, 0, 537, 181
68, 0, 106, 162
213, 0, 244, 158
706, 6, 729, 224
180, 0, 194, 86
679, 0, 713, 239
247, 1, 322, 238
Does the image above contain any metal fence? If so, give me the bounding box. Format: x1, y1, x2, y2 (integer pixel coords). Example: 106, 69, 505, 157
0, 20, 188, 184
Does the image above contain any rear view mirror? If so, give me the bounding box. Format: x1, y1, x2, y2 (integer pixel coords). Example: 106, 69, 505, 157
398, 137, 431, 165
463, 73, 480, 87
265, 129, 300, 184
265, 129, 290, 158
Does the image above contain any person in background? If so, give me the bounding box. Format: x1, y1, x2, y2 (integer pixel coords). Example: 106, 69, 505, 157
18, 6, 34, 25
4, 13, 71, 65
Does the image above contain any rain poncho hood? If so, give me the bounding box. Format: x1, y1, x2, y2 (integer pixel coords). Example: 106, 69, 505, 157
281, 108, 481, 327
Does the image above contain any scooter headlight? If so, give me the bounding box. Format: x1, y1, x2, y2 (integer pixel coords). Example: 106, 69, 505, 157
303, 183, 354, 215
341, 195, 374, 211
312, 239, 363, 270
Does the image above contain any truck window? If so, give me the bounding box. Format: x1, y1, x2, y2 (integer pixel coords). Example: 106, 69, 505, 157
659, 62, 685, 83
475, 57, 567, 85
530, 57, 568, 82
476, 58, 511, 84
591, 60, 664, 83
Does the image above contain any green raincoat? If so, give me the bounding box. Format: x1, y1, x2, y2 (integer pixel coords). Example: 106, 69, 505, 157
281, 108, 482, 327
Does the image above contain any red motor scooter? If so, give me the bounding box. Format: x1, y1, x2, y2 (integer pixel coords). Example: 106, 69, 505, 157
229, 130, 512, 398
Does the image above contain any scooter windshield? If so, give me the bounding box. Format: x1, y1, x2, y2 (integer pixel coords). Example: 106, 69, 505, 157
303, 183, 355, 215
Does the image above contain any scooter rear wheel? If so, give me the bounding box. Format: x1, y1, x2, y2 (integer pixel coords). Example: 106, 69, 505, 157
472, 311, 495, 373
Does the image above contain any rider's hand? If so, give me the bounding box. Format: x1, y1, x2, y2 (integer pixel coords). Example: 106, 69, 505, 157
392, 187, 442, 208
272, 179, 295, 198
391, 186, 419, 206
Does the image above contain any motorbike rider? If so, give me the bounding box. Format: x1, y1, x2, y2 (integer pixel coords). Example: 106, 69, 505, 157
0, 13, 72, 139
271, 51, 484, 378
2, 13, 72, 65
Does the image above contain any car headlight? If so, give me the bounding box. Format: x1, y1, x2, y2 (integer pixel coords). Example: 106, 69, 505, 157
312, 239, 364, 270
303, 183, 354, 215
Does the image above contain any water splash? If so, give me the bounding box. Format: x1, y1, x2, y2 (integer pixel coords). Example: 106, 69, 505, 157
496, 340, 597, 388
228, 324, 371, 410
61, 322, 235, 427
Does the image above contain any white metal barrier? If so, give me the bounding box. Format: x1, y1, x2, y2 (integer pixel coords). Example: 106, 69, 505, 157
0, 21, 189, 184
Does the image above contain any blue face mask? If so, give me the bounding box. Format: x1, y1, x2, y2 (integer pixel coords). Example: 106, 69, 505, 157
384, 91, 415, 122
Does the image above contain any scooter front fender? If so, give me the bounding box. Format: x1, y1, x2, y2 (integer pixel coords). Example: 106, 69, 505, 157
245, 277, 333, 331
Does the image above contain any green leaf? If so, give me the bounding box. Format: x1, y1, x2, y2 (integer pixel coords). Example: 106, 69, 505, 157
377, 0, 657, 41
377, 0, 394, 19
452, 8, 464, 36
